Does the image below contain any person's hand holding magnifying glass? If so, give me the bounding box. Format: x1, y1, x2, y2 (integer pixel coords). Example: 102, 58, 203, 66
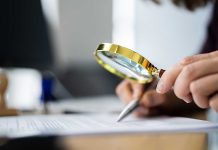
156, 51, 218, 112
94, 43, 202, 120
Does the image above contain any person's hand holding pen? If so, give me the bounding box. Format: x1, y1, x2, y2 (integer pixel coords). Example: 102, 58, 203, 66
116, 78, 202, 119
116, 79, 163, 117
116, 78, 173, 118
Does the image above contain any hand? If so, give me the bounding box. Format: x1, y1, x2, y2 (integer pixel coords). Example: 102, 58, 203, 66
116, 79, 197, 117
156, 50, 218, 112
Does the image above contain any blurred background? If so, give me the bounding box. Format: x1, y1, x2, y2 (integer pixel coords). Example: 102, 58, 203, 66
0, 1, 217, 149
0, 0, 213, 110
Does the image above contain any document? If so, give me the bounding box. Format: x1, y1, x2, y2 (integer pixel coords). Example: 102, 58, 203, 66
47, 95, 124, 113
0, 114, 218, 138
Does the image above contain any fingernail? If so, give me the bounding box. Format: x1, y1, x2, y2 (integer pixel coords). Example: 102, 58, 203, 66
156, 80, 165, 93
184, 99, 192, 103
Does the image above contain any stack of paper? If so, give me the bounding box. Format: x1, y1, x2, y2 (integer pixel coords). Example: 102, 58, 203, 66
0, 114, 217, 138
47, 95, 123, 113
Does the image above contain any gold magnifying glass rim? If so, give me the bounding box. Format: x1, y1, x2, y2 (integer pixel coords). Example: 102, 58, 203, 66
94, 43, 159, 84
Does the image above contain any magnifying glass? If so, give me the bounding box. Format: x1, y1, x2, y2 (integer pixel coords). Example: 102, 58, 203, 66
94, 43, 165, 84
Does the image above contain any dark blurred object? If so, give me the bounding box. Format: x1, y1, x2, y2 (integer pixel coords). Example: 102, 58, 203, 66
201, 0, 218, 53
0, 0, 53, 70
41, 71, 56, 102
41, 71, 72, 101
151, 0, 212, 11
0, 136, 61, 150
58, 65, 121, 97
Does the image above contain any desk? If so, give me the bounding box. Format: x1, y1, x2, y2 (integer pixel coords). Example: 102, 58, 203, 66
60, 112, 214, 150
62, 133, 207, 150
0, 112, 216, 150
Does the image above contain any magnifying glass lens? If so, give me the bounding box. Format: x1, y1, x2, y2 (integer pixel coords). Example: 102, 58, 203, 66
97, 51, 153, 82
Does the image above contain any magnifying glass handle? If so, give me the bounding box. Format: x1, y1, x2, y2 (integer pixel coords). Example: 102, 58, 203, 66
159, 69, 165, 78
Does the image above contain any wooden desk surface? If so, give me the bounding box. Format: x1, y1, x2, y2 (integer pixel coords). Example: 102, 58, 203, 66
61, 112, 208, 150
62, 133, 207, 150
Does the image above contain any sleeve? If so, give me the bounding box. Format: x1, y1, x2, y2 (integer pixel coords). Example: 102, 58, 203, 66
201, 0, 218, 54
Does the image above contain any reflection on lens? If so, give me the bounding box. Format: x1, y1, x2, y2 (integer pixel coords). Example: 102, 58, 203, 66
97, 51, 153, 82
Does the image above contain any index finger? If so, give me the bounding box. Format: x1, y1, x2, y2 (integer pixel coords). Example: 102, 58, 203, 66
130, 80, 144, 99
156, 63, 182, 94
156, 52, 216, 94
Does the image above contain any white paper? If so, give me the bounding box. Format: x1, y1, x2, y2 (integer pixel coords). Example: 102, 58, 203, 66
0, 114, 218, 138
47, 95, 124, 113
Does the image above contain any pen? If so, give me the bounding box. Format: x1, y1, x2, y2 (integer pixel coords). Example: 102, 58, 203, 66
116, 69, 165, 122
117, 99, 140, 122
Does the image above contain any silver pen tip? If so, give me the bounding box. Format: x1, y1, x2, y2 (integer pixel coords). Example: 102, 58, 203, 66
116, 99, 139, 122
116, 115, 123, 122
